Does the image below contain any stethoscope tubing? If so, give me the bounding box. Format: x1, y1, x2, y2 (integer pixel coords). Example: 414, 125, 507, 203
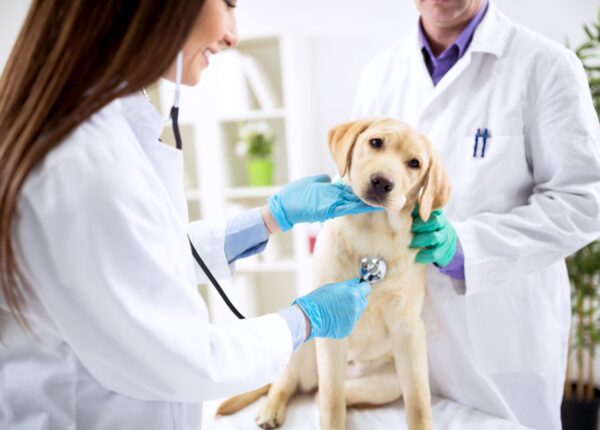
188, 236, 245, 319
170, 96, 246, 319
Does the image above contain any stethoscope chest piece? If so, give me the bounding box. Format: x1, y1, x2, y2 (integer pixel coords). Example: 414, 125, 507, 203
359, 256, 387, 284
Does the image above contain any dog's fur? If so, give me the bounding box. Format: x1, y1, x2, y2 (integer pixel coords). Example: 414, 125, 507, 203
217, 118, 451, 430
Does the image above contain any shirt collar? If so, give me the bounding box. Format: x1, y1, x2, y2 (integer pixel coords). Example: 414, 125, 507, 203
119, 91, 165, 145
419, 0, 489, 60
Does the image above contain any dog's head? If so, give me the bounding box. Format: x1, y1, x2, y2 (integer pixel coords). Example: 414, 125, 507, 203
328, 118, 450, 221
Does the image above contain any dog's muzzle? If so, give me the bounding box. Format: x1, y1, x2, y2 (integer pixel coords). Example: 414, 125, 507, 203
364, 173, 394, 205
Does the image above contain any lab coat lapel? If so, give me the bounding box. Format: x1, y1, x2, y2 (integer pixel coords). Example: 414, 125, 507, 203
409, 33, 434, 109
410, 35, 473, 122
417, 0, 511, 120
120, 93, 189, 223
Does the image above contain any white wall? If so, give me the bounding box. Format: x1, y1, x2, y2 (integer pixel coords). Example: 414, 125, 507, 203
0, 1, 30, 73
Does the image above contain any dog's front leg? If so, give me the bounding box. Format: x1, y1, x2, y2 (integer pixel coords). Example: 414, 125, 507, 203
386, 315, 432, 430
315, 337, 348, 430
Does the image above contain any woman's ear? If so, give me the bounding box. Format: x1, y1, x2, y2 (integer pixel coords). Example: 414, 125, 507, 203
328, 119, 375, 177
418, 149, 451, 222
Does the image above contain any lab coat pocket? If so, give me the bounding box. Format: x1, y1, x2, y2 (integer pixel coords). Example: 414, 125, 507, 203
465, 278, 556, 374
455, 134, 530, 214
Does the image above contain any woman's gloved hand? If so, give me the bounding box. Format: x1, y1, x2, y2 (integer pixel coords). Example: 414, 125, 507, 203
268, 174, 382, 232
292, 278, 371, 340
410, 208, 457, 267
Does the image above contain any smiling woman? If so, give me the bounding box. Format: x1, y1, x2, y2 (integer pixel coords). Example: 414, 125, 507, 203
163, 0, 239, 85
0, 1, 382, 429
0, 0, 206, 344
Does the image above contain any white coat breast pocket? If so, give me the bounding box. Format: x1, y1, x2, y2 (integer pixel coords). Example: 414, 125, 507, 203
452, 134, 531, 214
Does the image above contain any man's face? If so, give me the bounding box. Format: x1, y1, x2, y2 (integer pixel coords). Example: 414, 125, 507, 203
415, 0, 483, 29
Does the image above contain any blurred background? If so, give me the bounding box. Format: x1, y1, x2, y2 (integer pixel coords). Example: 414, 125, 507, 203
1, 0, 598, 328
1, 1, 597, 175
2, 2, 600, 421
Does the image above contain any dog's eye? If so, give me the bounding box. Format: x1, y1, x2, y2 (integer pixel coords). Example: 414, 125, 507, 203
369, 138, 383, 149
408, 159, 421, 169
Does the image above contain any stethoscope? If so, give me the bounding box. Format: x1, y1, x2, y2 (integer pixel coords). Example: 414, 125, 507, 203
166, 53, 246, 319
168, 53, 387, 320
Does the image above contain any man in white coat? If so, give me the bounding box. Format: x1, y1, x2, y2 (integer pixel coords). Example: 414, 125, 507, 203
352, 0, 600, 429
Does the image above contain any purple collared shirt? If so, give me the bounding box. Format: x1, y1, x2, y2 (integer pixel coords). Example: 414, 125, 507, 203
419, 1, 489, 85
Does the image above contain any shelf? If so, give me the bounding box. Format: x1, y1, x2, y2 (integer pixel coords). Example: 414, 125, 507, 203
236, 34, 280, 48
219, 108, 286, 123
185, 189, 203, 200
153, 33, 315, 323
235, 259, 297, 274
225, 185, 282, 199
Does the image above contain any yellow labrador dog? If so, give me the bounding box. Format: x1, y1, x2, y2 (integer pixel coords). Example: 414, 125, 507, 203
218, 118, 450, 430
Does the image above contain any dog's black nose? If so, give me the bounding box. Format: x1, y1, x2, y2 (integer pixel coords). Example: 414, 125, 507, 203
370, 173, 394, 195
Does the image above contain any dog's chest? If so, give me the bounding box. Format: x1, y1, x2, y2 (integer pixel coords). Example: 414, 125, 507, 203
347, 293, 393, 362
326, 211, 418, 286
320, 211, 421, 363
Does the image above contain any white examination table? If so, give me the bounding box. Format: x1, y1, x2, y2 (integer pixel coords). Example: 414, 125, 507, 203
202, 393, 533, 429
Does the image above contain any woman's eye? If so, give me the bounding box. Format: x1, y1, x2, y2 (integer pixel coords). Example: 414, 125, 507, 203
407, 159, 421, 169
224, 0, 237, 8
369, 138, 383, 149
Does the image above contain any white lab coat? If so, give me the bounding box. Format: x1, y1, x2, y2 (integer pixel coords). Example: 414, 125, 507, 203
352, 2, 600, 430
0, 93, 293, 430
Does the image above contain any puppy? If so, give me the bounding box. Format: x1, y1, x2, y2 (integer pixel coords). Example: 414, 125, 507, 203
217, 118, 451, 430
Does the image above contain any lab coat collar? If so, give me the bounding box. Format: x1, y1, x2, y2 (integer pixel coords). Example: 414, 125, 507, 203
404, 0, 514, 112
468, 0, 513, 58
119, 91, 165, 146
405, 0, 512, 61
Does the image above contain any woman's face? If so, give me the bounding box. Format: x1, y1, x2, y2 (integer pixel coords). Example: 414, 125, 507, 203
164, 0, 239, 85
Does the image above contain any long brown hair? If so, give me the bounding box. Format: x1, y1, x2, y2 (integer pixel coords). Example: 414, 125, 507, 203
0, 0, 205, 331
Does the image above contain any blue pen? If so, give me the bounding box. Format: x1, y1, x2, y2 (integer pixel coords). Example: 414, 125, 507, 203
473, 128, 481, 158
481, 128, 490, 158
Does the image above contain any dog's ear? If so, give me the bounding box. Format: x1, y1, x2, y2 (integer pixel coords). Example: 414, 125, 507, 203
418, 149, 451, 222
328, 119, 375, 177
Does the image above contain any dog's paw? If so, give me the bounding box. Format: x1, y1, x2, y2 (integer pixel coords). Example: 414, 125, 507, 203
255, 396, 288, 430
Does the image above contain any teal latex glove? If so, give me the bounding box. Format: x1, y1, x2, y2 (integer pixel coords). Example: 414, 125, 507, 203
292, 278, 371, 340
410, 208, 457, 267
268, 174, 383, 232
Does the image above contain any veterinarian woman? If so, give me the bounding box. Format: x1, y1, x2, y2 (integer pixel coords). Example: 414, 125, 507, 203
0, 1, 379, 429
353, 0, 600, 429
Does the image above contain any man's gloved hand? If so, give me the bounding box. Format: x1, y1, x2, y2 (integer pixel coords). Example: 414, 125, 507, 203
410, 208, 457, 267
292, 278, 371, 340
268, 174, 382, 232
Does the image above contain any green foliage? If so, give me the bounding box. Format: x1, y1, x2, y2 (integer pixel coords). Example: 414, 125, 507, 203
236, 120, 275, 160
567, 9, 600, 368
574, 10, 600, 119
246, 133, 273, 159
567, 242, 600, 351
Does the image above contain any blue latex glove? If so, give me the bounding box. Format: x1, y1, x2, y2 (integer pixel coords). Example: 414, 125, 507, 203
410, 208, 457, 267
292, 278, 371, 340
268, 174, 383, 231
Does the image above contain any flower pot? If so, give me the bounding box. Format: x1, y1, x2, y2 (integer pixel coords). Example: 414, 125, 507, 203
561, 384, 600, 430
246, 158, 273, 186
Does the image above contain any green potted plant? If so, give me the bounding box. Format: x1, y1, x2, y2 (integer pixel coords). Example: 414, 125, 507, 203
562, 10, 600, 430
235, 120, 275, 186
